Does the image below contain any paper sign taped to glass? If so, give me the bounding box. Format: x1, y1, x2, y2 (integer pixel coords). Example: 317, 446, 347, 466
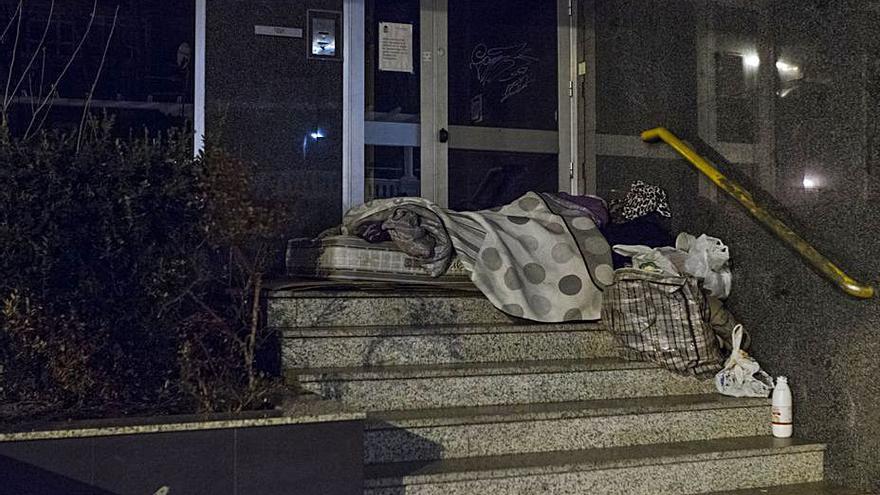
379, 22, 414, 73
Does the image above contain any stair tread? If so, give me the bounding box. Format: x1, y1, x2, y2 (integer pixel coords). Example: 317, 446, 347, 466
705, 482, 868, 495
364, 436, 825, 486
281, 321, 604, 336
266, 285, 482, 298
366, 393, 769, 428
293, 358, 663, 381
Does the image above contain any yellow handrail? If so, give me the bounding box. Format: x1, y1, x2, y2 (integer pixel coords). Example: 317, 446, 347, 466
641, 127, 874, 299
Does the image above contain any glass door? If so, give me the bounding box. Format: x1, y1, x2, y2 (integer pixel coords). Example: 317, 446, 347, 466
363, 0, 421, 202
441, 0, 571, 210
353, 0, 574, 209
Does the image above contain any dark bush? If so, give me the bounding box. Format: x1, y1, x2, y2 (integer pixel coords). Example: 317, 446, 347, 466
0, 117, 282, 420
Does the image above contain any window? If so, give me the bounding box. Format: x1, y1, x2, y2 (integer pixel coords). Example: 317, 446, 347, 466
1, 0, 195, 136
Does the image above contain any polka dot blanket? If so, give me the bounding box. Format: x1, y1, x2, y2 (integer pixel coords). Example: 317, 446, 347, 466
342, 192, 613, 322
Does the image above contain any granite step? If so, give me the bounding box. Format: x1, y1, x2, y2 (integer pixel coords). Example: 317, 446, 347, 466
705, 482, 869, 494
364, 436, 825, 495
282, 322, 614, 368
290, 358, 717, 411
267, 289, 517, 328
363, 394, 770, 464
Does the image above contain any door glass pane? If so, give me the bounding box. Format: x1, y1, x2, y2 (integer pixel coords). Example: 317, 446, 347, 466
448, 150, 557, 210
365, 0, 420, 201
365, 145, 421, 200
365, 0, 420, 121
447, 0, 558, 130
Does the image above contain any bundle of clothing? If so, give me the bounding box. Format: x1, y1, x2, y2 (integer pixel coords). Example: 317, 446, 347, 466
321, 180, 742, 340
337, 192, 614, 322
602, 180, 676, 269
601, 181, 745, 352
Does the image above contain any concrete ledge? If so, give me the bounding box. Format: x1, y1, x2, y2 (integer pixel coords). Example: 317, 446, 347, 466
0, 402, 364, 443
0, 400, 365, 494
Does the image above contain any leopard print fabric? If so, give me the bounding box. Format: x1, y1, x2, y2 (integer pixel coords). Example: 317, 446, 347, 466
609, 180, 672, 224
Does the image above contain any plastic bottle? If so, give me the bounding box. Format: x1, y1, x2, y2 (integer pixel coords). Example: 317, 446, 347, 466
771, 376, 793, 438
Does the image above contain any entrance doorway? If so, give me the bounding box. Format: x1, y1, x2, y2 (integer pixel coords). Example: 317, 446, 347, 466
345, 0, 577, 211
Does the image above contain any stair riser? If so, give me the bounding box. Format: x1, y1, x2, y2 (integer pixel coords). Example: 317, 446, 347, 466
364, 406, 769, 464
283, 331, 616, 368
364, 451, 824, 495
268, 296, 511, 328
295, 368, 716, 411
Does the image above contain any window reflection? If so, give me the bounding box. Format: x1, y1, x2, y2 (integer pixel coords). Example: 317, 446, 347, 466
1, 1, 194, 136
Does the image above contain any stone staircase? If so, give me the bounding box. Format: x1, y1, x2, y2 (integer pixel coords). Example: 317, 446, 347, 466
268, 287, 858, 495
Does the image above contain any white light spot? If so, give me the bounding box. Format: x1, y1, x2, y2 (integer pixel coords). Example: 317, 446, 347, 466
778, 87, 795, 98
776, 60, 800, 73
743, 53, 761, 68
803, 176, 817, 189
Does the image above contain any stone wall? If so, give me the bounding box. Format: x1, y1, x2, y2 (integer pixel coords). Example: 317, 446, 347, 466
205, 0, 344, 239
583, 0, 880, 491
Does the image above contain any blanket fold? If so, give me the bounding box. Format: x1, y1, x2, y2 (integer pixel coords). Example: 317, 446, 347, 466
341, 193, 613, 322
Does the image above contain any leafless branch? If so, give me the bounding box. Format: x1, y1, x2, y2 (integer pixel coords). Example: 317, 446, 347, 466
245, 272, 263, 391
3, 1, 22, 112
186, 290, 229, 329
157, 272, 207, 318
0, 1, 22, 43
6, 0, 56, 112
24, 0, 98, 139
29, 91, 56, 136
77, 4, 119, 152
38, 48, 46, 100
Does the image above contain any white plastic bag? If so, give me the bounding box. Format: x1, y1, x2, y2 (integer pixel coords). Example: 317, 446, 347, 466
714, 325, 774, 398
676, 232, 732, 299
612, 245, 681, 276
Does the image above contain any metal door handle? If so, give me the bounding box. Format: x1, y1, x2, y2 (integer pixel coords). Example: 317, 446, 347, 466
439, 128, 449, 143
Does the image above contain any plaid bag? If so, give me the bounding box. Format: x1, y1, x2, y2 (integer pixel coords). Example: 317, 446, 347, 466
601, 268, 723, 377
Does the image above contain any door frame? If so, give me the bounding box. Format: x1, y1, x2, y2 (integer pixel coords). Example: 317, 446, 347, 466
194, 0, 206, 156
342, 0, 366, 212
343, 0, 578, 212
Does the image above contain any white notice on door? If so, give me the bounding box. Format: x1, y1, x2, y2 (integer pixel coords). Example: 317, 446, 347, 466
379, 22, 413, 73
